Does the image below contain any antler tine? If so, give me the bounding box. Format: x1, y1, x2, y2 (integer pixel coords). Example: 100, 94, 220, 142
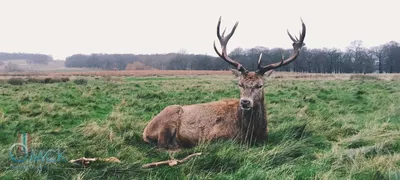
287, 29, 296, 42
257, 53, 263, 69
300, 18, 306, 44
257, 19, 306, 75
213, 16, 248, 73
222, 28, 227, 37
216, 16, 222, 40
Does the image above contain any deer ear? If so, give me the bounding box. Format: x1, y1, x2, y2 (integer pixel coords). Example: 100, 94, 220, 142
230, 68, 242, 77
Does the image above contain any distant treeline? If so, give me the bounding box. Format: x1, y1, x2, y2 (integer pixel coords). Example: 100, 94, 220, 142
64, 53, 227, 71
0, 52, 53, 65
4, 40, 400, 73
65, 40, 400, 73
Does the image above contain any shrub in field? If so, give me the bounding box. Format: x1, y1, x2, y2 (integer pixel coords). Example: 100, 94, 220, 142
46, 77, 63, 83
73, 78, 88, 85
27, 77, 45, 83
53, 77, 70, 83
7, 78, 25, 85
44, 77, 52, 83
103, 76, 123, 82
26, 76, 70, 84
61, 77, 70, 82
350, 74, 380, 81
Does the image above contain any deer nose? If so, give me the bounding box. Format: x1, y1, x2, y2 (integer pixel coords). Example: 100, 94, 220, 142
240, 99, 250, 106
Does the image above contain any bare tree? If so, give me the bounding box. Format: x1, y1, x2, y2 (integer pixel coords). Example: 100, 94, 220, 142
325, 48, 341, 73
4, 62, 23, 72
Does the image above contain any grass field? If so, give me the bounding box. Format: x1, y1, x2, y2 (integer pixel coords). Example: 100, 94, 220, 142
0, 73, 400, 179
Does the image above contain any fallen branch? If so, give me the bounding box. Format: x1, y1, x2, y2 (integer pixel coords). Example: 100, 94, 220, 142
69, 157, 121, 167
142, 152, 202, 168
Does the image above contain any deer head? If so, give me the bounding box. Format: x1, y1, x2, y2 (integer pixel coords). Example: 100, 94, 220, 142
213, 17, 306, 110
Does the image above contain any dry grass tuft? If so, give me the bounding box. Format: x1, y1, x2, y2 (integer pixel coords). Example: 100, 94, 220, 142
80, 122, 116, 143
349, 74, 381, 81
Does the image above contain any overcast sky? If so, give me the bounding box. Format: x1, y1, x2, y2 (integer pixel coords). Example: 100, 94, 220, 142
0, 0, 398, 60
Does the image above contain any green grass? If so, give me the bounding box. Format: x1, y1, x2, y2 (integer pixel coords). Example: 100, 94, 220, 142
0, 75, 400, 179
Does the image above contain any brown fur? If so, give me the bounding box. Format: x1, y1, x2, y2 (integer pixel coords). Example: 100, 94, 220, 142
142, 72, 270, 149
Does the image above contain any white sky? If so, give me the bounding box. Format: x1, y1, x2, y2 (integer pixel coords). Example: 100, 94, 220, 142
0, 0, 398, 60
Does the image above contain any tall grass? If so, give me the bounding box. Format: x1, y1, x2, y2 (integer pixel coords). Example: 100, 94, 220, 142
0, 75, 399, 179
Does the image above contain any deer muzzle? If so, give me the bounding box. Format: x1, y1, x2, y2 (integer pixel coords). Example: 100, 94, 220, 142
240, 98, 253, 110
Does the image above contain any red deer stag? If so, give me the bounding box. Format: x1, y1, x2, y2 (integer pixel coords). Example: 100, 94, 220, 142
143, 17, 306, 149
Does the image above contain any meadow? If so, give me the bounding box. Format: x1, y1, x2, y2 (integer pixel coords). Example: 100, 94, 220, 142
0, 72, 400, 179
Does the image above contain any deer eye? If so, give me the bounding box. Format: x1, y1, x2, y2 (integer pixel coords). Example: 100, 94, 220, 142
239, 84, 244, 88
256, 85, 263, 88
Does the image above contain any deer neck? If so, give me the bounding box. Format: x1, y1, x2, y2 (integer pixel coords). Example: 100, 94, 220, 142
236, 94, 267, 142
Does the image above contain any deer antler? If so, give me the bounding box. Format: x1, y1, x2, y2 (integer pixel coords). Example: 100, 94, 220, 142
257, 19, 306, 75
213, 16, 248, 74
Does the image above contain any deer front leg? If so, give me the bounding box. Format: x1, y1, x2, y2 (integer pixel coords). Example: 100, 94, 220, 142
157, 126, 179, 150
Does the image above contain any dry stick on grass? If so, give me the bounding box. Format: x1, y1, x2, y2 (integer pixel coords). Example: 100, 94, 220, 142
69, 157, 121, 167
142, 152, 202, 168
